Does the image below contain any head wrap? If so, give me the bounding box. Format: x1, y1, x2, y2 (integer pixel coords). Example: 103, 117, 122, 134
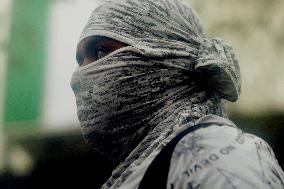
70, 0, 241, 188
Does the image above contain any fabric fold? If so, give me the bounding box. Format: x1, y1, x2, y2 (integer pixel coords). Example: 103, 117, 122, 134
196, 38, 241, 102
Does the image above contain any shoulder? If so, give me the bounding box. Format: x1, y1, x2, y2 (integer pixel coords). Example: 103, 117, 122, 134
170, 115, 239, 164
167, 116, 284, 189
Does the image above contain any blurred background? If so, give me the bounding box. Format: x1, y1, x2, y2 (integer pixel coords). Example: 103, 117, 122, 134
0, 0, 283, 188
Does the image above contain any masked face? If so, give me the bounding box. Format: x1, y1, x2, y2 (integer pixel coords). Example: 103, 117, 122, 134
73, 1, 241, 187
71, 41, 196, 161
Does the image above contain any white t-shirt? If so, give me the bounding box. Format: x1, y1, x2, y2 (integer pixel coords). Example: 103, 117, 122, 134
120, 115, 284, 189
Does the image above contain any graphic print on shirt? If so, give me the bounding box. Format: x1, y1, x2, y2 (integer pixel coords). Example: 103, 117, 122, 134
178, 134, 238, 179
170, 180, 201, 189
255, 140, 284, 188
217, 168, 256, 189
171, 133, 206, 163
186, 181, 200, 189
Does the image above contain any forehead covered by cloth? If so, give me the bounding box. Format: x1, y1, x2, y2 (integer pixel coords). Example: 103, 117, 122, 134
79, 0, 205, 57
79, 0, 241, 101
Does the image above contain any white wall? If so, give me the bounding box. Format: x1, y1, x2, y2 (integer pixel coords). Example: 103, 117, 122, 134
42, 0, 101, 130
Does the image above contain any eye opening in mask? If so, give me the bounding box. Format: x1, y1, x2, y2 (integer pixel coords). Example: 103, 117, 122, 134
75, 45, 146, 72
76, 35, 130, 67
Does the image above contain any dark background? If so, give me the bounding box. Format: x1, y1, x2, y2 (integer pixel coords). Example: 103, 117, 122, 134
1, 113, 283, 189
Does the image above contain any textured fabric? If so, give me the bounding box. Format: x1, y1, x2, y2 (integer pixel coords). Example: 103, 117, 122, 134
79, 0, 240, 101
70, 0, 242, 188
115, 115, 284, 189
167, 118, 284, 189
138, 122, 222, 189
71, 47, 225, 162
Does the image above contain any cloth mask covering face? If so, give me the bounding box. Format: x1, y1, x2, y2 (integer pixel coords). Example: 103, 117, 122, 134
71, 0, 241, 187
70, 46, 214, 162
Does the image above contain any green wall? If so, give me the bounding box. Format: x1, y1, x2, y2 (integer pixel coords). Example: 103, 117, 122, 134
4, 0, 49, 130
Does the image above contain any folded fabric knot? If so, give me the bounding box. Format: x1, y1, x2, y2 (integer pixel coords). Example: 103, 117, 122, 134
195, 38, 241, 102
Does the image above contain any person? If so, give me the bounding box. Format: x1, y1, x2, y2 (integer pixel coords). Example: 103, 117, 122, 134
70, 0, 284, 188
